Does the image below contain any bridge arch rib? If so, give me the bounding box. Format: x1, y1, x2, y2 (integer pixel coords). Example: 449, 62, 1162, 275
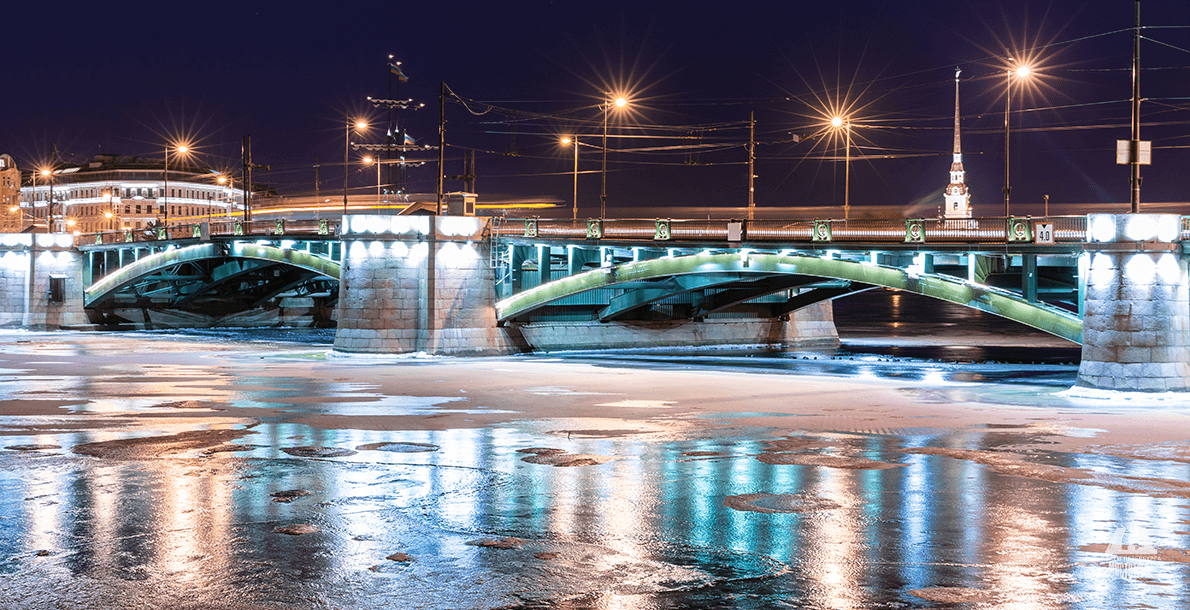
84, 243, 341, 310
495, 252, 1083, 344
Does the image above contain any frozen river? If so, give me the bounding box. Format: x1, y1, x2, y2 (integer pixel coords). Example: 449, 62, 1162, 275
1, 299, 1189, 608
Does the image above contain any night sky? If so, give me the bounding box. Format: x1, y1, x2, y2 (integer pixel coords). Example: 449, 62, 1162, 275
4, 1, 1188, 218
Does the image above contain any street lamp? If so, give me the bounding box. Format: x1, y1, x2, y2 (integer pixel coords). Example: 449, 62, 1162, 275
830, 116, 851, 221
1003, 61, 1032, 218
364, 156, 381, 205
163, 144, 189, 230
344, 118, 368, 219
40, 168, 53, 233
601, 95, 628, 218
561, 136, 579, 220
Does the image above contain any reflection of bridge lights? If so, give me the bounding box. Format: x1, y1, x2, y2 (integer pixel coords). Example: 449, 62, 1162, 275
922, 370, 945, 385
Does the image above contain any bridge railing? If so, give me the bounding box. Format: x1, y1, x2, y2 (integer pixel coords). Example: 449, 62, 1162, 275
495, 216, 1089, 244
75, 218, 341, 247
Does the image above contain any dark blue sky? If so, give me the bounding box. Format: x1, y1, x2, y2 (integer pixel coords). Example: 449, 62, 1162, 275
4, 1, 1188, 217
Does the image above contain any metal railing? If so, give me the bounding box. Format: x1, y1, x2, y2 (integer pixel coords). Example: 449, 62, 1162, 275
494, 216, 1090, 245
75, 218, 340, 247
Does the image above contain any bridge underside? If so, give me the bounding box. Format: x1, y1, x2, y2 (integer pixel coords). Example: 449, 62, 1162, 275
496, 251, 1083, 344
84, 243, 341, 328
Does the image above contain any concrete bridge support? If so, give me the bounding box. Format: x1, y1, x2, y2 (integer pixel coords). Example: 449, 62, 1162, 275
0, 234, 88, 329
1077, 214, 1190, 391
333, 216, 524, 355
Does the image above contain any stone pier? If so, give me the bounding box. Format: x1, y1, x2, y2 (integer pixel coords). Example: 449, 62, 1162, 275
333, 215, 522, 355
0, 234, 87, 329
1076, 213, 1190, 391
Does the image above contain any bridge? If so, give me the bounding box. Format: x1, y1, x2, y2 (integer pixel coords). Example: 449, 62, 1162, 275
0, 212, 1186, 391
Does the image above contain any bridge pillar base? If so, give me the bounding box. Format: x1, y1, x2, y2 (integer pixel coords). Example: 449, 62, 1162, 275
0, 234, 88, 330
511, 303, 838, 352
1076, 214, 1190, 392
333, 216, 525, 356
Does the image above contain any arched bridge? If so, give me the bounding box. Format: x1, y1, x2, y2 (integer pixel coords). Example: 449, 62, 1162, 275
495, 251, 1082, 343
492, 216, 1094, 344
82, 241, 341, 326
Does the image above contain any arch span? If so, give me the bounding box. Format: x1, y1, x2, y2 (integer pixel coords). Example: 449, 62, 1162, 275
85, 243, 341, 309
495, 251, 1082, 344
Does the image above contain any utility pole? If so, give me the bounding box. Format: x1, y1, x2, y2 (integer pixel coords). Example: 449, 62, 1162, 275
437, 81, 446, 215
447, 150, 476, 194
313, 157, 320, 205
242, 136, 252, 223
747, 111, 755, 221
1130, 0, 1142, 213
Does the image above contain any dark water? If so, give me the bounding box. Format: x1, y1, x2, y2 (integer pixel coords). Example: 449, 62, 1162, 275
553, 289, 1083, 387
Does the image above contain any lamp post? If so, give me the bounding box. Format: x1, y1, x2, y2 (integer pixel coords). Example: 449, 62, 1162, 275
601, 95, 627, 218
343, 118, 368, 219
40, 169, 52, 233
364, 156, 381, 205
217, 175, 232, 220
102, 190, 114, 232
561, 136, 578, 220
163, 144, 188, 230
830, 116, 851, 221
1003, 61, 1032, 218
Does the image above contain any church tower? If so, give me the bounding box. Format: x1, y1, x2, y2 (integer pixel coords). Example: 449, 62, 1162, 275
943, 68, 972, 218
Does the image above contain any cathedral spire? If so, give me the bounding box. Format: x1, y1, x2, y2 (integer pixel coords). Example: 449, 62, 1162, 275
943, 67, 972, 219
953, 67, 962, 158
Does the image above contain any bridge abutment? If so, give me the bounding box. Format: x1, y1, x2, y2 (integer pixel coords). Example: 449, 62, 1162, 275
0, 234, 87, 330
333, 216, 524, 356
1077, 214, 1190, 392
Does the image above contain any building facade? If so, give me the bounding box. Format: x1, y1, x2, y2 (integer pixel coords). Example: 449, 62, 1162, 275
0, 154, 21, 232
10, 154, 244, 234
943, 68, 972, 219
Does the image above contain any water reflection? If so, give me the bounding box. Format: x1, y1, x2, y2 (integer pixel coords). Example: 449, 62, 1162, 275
1, 333, 1188, 608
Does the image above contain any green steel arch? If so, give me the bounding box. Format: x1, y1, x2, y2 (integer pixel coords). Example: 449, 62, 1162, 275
84, 242, 341, 308
495, 251, 1083, 344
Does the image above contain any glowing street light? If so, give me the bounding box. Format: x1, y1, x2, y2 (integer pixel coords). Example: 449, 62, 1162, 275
363, 156, 381, 204
601, 95, 629, 218
830, 116, 852, 221
561, 136, 579, 220
40, 168, 53, 233
163, 143, 190, 229
344, 118, 369, 218
1003, 59, 1034, 218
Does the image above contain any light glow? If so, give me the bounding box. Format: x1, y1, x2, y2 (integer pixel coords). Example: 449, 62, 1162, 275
614, 97, 627, 108
1090, 215, 1116, 243
830, 116, 844, 128
1125, 253, 1156, 286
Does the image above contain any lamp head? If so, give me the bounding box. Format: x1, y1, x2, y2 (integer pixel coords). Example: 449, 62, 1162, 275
830, 116, 844, 128
560, 137, 572, 145
614, 97, 627, 108
1015, 65, 1032, 78
177, 145, 189, 154
355, 121, 368, 130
